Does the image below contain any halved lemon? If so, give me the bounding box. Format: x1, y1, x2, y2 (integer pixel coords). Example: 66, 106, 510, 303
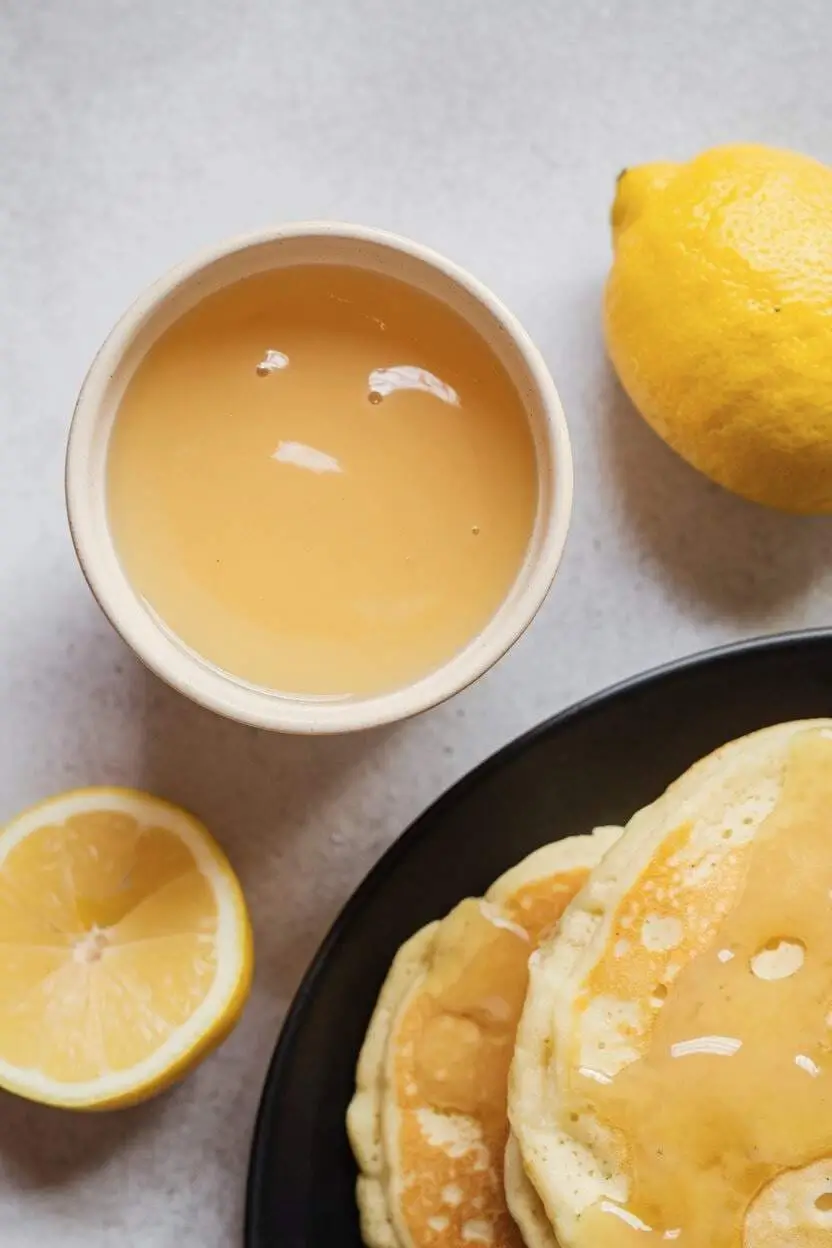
0, 787, 252, 1109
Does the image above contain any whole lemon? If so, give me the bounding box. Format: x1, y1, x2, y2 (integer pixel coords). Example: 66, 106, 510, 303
605, 144, 832, 513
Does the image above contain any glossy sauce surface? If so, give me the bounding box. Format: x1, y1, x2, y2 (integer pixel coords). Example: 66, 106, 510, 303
570, 730, 832, 1247
107, 265, 537, 696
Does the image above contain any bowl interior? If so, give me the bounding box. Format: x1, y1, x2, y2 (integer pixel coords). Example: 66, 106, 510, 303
67, 226, 571, 732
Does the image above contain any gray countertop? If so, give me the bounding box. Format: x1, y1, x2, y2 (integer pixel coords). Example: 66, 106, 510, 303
1, 1, 831, 1243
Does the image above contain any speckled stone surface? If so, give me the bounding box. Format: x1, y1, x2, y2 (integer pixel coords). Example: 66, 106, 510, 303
1, 1, 831, 1242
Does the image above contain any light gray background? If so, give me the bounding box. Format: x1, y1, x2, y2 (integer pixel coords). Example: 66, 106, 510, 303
1, 1, 830, 1243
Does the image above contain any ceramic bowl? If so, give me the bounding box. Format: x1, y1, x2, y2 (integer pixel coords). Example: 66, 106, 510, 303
66, 223, 572, 732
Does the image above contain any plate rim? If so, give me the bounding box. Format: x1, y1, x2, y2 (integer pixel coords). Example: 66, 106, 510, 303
244, 626, 831, 1243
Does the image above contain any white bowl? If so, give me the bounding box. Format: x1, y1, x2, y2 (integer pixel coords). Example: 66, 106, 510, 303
66, 223, 572, 733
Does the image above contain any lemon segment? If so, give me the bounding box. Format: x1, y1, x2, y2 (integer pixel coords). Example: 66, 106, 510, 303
0, 787, 252, 1109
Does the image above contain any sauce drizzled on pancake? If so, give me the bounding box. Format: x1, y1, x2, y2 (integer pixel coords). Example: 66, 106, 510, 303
570, 729, 832, 1246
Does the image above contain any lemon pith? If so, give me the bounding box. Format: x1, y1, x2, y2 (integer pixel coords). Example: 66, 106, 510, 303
0, 786, 252, 1109
605, 143, 832, 513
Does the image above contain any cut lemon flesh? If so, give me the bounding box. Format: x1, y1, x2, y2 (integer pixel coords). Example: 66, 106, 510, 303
0, 787, 252, 1108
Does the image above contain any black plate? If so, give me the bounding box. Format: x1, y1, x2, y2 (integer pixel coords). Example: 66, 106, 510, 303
245, 630, 832, 1247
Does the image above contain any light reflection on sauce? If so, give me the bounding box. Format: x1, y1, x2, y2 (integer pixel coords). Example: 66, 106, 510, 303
368, 364, 460, 406
271, 441, 342, 474
255, 348, 289, 375
667, 1035, 742, 1059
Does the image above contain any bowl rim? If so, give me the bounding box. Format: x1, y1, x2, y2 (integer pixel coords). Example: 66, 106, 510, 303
65, 220, 573, 733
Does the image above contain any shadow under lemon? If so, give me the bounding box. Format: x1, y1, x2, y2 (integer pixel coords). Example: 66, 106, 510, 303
597, 358, 831, 619
0, 1088, 164, 1188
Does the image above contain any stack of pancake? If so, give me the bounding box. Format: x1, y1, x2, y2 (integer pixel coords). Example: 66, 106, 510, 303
349, 720, 832, 1248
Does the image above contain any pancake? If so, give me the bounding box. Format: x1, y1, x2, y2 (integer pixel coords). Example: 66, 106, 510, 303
348, 827, 621, 1248
509, 719, 832, 1248
503, 1132, 559, 1248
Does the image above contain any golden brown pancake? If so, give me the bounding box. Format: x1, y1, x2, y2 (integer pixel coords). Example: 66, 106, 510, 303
348, 828, 620, 1248
510, 720, 832, 1248
503, 1132, 559, 1248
